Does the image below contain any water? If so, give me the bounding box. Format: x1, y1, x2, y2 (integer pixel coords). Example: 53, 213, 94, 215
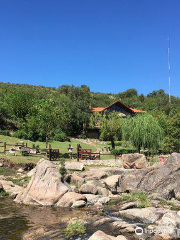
0, 198, 89, 240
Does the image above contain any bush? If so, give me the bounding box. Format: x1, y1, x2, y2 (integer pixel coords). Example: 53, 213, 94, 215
59, 158, 67, 177
64, 221, 86, 238
111, 148, 137, 155
0, 129, 10, 136
54, 130, 67, 142
13, 130, 27, 139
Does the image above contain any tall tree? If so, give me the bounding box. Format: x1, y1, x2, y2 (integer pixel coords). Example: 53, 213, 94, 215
122, 115, 164, 153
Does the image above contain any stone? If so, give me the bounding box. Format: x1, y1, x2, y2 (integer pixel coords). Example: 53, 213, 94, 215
83, 194, 101, 204
119, 201, 138, 210
15, 159, 71, 205
70, 173, 84, 185
122, 153, 147, 169
27, 168, 35, 177
88, 230, 127, 240
98, 197, 110, 204
119, 207, 167, 224
18, 168, 24, 173
0, 163, 3, 167
72, 200, 86, 208
65, 162, 84, 171
56, 192, 87, 207
103, 175, 119, 193
0, 179, 23, 197
80, 183, 98, 194
117, 153, 180, 200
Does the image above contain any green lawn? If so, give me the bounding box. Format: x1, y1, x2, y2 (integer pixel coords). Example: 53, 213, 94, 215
0, 135, 97, 164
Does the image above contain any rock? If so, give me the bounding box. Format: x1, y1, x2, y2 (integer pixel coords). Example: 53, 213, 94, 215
0, 180, 23, 197
70, 185, 79, 193
110, 221, 135, 233
117, 153, 180, 200
103, 175, 119, 193
88, 230, 127, 240
97, 186, 109, 196
119, 207, 167, 224
80, 183, 98, 195
72, 200, 86, 208
18, 168, 24, 173
94, 202, 103, 208
15, 159, 71, 205
98, 197, 110, 204
70, 173, 84, 185
27, 168, 35, 177
0, 162, 3, 167
56, 192, 87, 207
65, 162, 84, 171
83, 194, 101, 204
119, 201, 138, 210
122, 153, 147, 169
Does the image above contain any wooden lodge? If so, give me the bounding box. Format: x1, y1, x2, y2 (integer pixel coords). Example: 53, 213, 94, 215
88, 100, 145, 138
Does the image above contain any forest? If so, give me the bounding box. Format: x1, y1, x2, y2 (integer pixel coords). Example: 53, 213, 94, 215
0, 82, 180, 153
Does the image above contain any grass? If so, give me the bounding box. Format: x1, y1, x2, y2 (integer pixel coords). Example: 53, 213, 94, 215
63, 221, 86, 238
120, 191, 151, 208
6, 176, 30, 187
0, 167, 16, 176
159, 199, 180, 211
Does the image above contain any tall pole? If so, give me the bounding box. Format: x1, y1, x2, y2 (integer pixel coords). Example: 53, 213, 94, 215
168, 38, 171, 104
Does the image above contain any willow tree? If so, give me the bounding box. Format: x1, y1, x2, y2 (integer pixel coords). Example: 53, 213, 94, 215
90, 111, 122, 149
122, 115, 164, 153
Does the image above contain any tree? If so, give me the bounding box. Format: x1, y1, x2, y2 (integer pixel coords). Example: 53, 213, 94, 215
96, 112, 122, 149
163, 113, 180, 153
122, 115, 164, 153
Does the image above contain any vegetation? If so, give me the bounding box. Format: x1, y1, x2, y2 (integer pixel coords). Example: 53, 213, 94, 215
121, 192, 151, 208
63, 221, 86, 238
122, 115, 164, 153
0, 190, 9, 197
0, 82, 180, 154
163, 113, 180, 153
59, 158, 67, 177
6, 176, 30, 187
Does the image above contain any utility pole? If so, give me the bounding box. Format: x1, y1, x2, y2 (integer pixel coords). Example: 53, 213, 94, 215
168, 38, 171, 104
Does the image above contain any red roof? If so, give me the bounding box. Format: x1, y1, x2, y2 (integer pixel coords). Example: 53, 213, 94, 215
91, 100, 145, 113
130, 108, 145, 113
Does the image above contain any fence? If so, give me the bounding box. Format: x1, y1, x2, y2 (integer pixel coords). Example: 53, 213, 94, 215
77, 145, 117, 162
0, 142, 60, 161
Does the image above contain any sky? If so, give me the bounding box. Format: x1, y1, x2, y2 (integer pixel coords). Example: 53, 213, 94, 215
0, 0, 180, 96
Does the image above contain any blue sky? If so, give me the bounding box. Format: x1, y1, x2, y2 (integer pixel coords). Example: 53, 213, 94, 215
0, 0, 180, 96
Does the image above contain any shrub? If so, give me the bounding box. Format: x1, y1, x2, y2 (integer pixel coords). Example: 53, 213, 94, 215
59, 158, 66, 177
111, 148, 137, 155
0, 129, 10, 136
13, 130, 27, 139
64, 221, 86, 238
54, 130, 67, 142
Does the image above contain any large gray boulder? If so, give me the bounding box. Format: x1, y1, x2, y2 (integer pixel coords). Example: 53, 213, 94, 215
15, 159, 71, 205
118, 153, 180, 200
122, 153, 147, 169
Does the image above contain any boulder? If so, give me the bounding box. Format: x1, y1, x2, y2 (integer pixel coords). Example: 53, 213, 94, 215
122, 153, 147, 169
56, 192, 87, 207
103, 175, 119, 193
83, 194, 101, 204
65, 162, 84, 171
70, 173, 84, 185
88, 230, 127, 240
119, 207, 167, 224
72, 200, 86, 208
15, 159, 71, 205
80, 183, 98, 195
117, 153, 180, 199
0, 179, 23, 197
